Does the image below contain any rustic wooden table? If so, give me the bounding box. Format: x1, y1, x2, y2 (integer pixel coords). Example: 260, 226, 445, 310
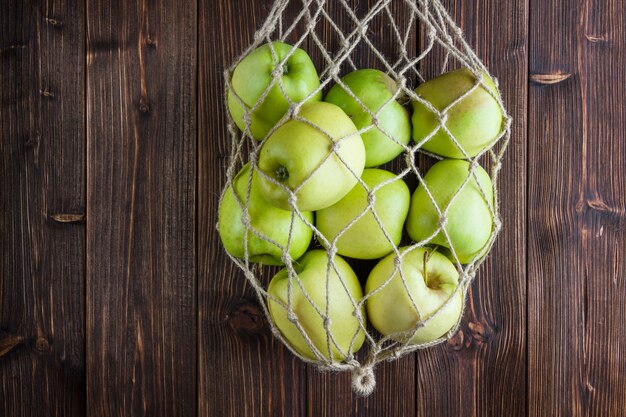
1, 0, 625, 416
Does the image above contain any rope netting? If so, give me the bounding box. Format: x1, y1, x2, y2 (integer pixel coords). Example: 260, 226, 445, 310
219, 0, 511, 396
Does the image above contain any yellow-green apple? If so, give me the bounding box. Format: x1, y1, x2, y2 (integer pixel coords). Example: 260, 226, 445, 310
267, 250, 366, 361
365, 246, 462, 344
227, 42, 322, 140
325, 69, 411, 167
316, 168, 410, 259
406, 159, 493, 264
218, 163, 313, 265
257, 101, 366, 211
412, 68, 503, 158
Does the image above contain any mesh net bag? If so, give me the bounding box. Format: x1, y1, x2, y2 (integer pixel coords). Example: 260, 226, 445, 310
219, 0, 511, 396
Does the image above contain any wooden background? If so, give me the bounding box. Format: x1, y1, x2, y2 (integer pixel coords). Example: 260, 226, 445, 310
1, 0, 624, 415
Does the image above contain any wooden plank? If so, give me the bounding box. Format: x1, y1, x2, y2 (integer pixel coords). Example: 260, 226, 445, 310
415, 0, 528, 416
528, 0, 626, 415
305, 0, 417, 415
85, 0, 196, 416
197, 1, 308, 416
0, 0, 86, 416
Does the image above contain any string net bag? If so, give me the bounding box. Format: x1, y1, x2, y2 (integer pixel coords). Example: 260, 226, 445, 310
219, 0, 512, 396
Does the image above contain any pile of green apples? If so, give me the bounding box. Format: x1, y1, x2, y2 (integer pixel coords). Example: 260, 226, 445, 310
219, 42, 503, 362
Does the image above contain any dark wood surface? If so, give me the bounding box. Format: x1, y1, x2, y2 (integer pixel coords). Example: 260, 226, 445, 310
528, 0, 626, 415
86, 0, 196, 416
1, 0, 625, 416
1, 1, 86, 416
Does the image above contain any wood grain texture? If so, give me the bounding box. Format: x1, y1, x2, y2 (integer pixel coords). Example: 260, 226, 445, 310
415, 1, 528, 416
528, 0, 626, 415
0, 0, 86, 416
197, 1, 308, 416
85, 0, 196, 416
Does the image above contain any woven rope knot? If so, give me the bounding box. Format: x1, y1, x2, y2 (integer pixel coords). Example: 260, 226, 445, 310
351, 365, 376, 396
287, 103, 299, 118
323, 317, 331, 329
287, 311, 297, 323
438, 215, 448, 228
405, 150, 415, 166
438, 112, 449, 124
242, 112, 252, 126
287, 194, 298, 208
460, 271, 474, 284
281, 252, 292, 265
367, 191, 376, 205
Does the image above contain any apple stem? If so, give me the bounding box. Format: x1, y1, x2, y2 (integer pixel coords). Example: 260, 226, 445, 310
423, 250, 430, 283
275, 165, 289, 182
282, 64, 289, 75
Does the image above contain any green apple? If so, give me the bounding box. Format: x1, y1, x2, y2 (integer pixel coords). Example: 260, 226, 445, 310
365, 246, 463, 344
267, 249, 366, 361
325, 69, 411, 167
316, 169, 410, 259
227, 42, 322, 140
257, 101, 366, 211
412, 68, 503, 159
406, 159, 493, 264
218, 163, 313, 265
